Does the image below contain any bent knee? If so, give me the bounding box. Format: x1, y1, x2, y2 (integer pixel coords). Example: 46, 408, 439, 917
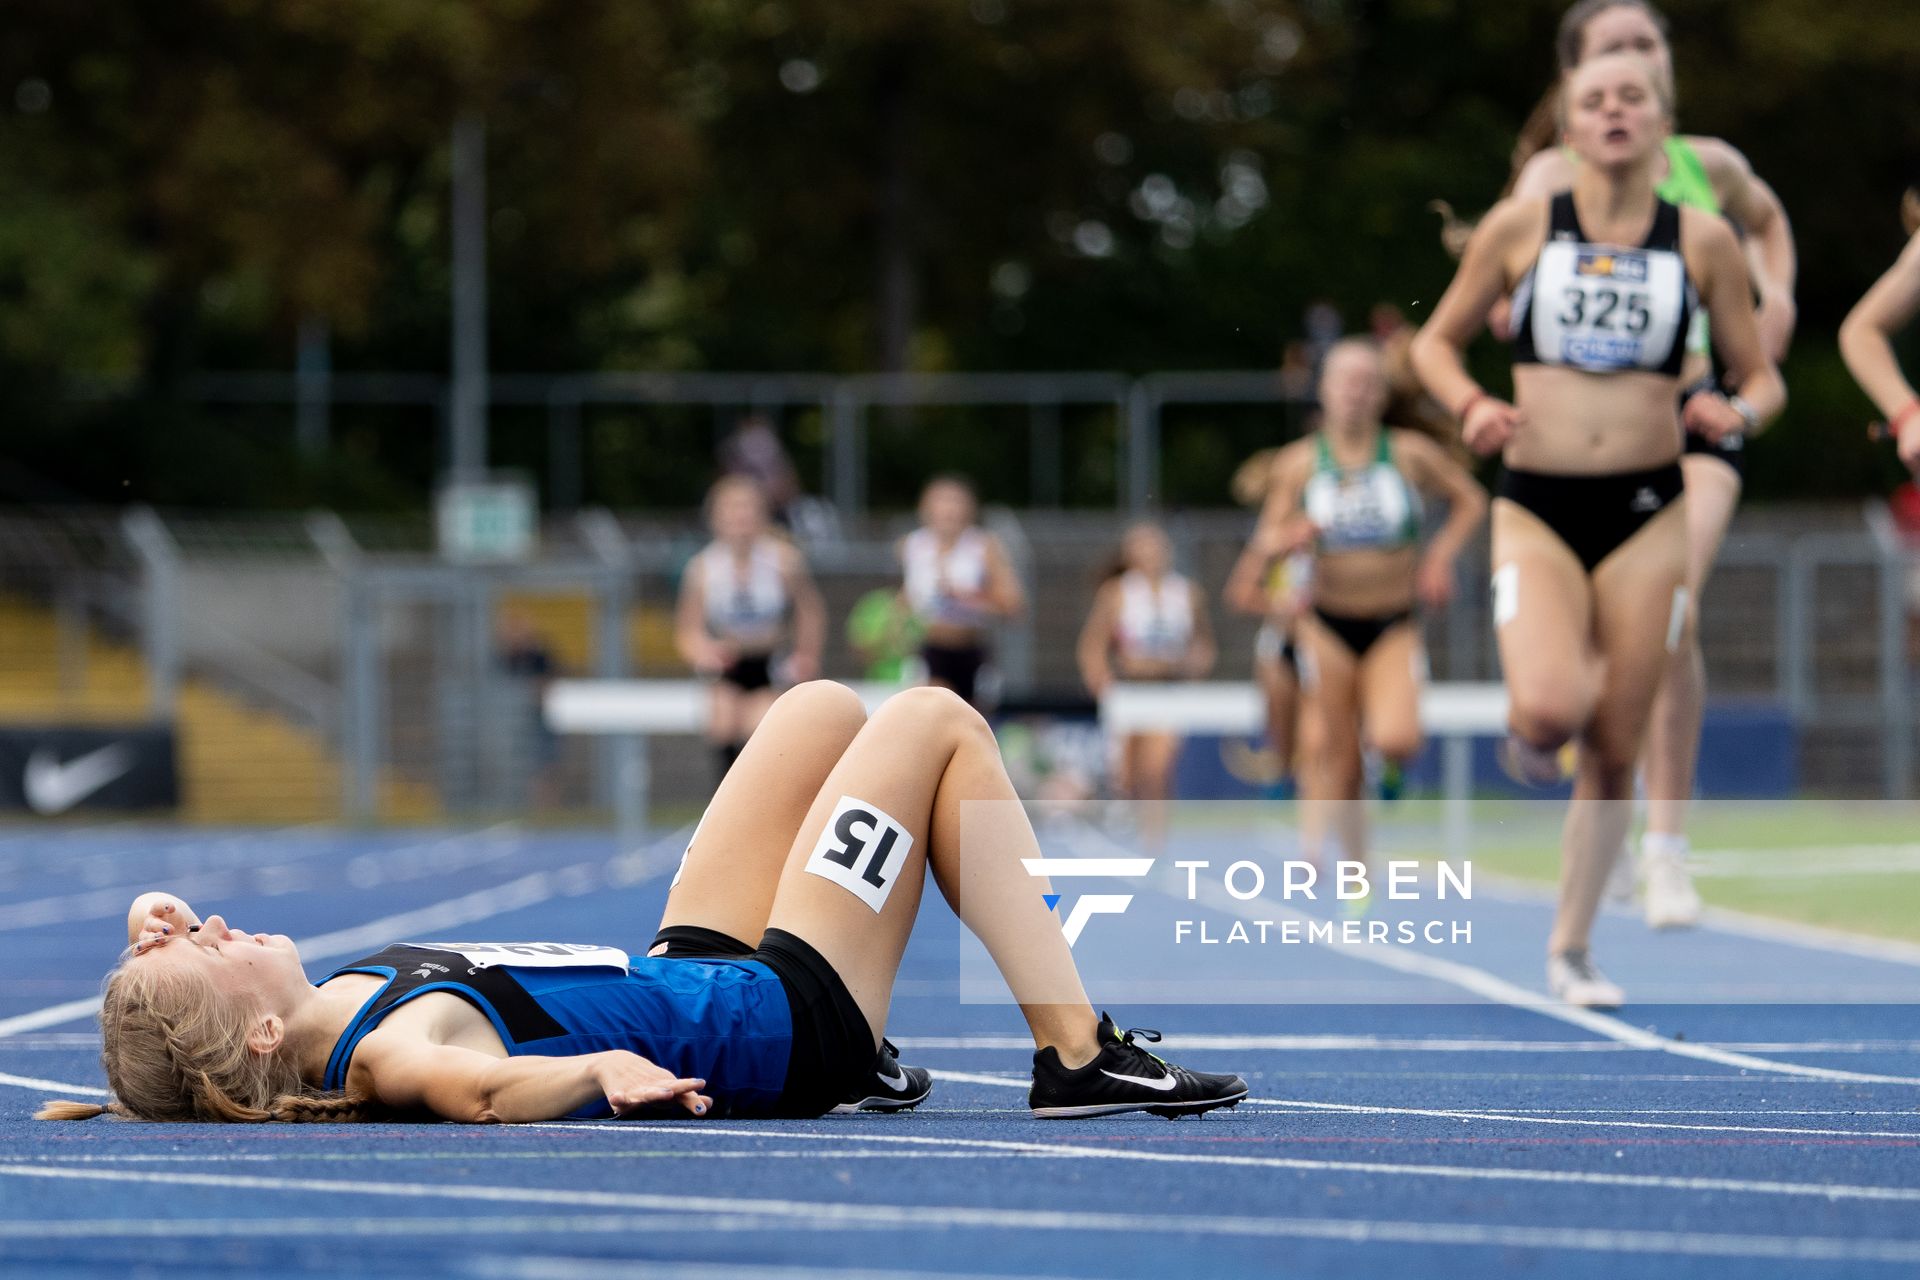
882, 683, 993, 739
1508, 694, 1586, 751
773, 679, 868, 739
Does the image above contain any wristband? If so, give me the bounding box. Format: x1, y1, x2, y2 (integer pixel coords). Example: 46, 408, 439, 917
1726, 395, 1762, 435
1455, 390, 1488, 424
1892, 399, 1920, 436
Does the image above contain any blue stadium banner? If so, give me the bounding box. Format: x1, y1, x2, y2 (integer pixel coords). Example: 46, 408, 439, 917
0, 725, 181, 815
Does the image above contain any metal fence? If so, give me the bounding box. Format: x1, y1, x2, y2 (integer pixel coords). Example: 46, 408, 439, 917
0, 500, 1912, 820
77, 368, 1332, 515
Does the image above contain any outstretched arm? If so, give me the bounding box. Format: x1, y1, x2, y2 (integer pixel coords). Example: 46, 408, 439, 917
352, 1034, 711, 1123
1840, 229, 1920, 472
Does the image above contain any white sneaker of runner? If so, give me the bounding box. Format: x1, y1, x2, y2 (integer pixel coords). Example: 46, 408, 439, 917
1641, 834, 1701, 930
1547, 950, 1625, 1009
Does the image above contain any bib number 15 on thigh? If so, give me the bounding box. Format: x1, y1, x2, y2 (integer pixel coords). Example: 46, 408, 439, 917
805, 795, 915, 913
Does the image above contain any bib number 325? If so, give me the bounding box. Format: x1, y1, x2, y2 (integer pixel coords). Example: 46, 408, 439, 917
805, 795, 915, 913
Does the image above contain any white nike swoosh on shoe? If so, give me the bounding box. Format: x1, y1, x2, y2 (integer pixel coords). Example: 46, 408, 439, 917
876, 1068, 909, 1091
1099, 1068, 1176, 1092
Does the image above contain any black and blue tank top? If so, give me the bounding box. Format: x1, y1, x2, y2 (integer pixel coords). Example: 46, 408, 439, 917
1511, 192, 1697, 378
319, 942, 794, 1118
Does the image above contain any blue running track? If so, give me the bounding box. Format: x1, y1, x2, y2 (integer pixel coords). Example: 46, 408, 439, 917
2, 824, 1918, 1279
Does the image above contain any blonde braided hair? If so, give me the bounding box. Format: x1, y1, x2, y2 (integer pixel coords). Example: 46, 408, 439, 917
35, 944, 387, 1123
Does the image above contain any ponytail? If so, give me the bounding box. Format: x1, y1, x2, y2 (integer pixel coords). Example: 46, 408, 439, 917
35, 1099, 119, 1121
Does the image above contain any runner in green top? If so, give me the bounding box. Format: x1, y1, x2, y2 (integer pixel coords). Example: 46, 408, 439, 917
1498, 0, 1798, 934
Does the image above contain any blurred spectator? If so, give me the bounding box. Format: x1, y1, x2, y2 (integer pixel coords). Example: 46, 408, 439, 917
1303, 299, 1343, 369
718, 413, 801, 525
1277, 341, 1316, 402
1369, 302, 1409, 345
496, 610, 561, 809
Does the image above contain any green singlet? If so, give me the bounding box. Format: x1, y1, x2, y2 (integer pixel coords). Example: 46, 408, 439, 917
1656, 136, 1718, 214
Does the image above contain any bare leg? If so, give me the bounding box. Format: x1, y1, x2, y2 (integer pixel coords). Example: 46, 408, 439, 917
1642, 455, 1739, 838
1293, 652, 1332, 865
1128, 730, 1181, 851
1359, 624, 1425, 767
1297, 613, 1366, 869
1255, 655, 1298, 767
1548, 502, 1688, 955
1490, 502, 1602, 755
657, 681, 868, 947
762, 687, 1100, 1067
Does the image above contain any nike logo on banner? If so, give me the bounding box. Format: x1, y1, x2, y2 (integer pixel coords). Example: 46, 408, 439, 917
876, 1069, 909, 1091
23, 743, 136, 815
1100, 1069, 1176, 1092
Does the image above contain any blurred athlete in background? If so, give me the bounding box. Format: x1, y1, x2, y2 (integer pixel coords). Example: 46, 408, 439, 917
1078, 522, 1216, 842
1247, 339, 1486, 898
1412, 53, 1782, 1006
677, 476, 825, 783
900, 475, 1025, 709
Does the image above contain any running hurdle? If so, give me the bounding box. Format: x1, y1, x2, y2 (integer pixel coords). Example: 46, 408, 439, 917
546, 679, 1509, 857
1099, 681, 1510, 861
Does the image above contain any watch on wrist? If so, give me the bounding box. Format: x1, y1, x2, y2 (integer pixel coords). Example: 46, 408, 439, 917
1726, 394, 1761, 435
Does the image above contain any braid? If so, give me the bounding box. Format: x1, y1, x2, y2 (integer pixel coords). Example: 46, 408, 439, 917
269, 1092, 388, 1123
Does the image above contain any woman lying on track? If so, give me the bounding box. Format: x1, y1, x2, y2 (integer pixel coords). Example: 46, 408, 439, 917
39, 682, 1247, 1125
1410, 52, 1782, 1008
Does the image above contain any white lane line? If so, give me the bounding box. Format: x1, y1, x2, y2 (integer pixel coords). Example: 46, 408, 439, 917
10, 1161, 1920, 1252
898, 1034, 1920, 1054
923, 1071, 1920, 1140
532, 1123, 1920, 1204
1062, 819, 1920, 1086
926, 1069, 1029, 1089
11, 1150, 997, 1163
0, 1071, 107, 1097
0, 826, 689, 1041
472, 1257, 1067, 1280
5, 1209, 1919, 1266
1690, 844, 1920, 878
1472, 868, 1920, 969
0, 1215, 813, 1240
1245, 1097, 1920, 1140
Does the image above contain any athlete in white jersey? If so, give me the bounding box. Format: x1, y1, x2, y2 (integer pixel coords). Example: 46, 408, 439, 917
676, 476, 825, 781
1078, 524, 1216, 820
1412, 53, 1783, 1007
898, 475, 1024, 708
1251, 340, 1485, 891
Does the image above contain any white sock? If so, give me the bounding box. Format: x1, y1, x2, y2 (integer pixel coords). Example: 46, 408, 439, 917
1641, 832, 1689, 862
